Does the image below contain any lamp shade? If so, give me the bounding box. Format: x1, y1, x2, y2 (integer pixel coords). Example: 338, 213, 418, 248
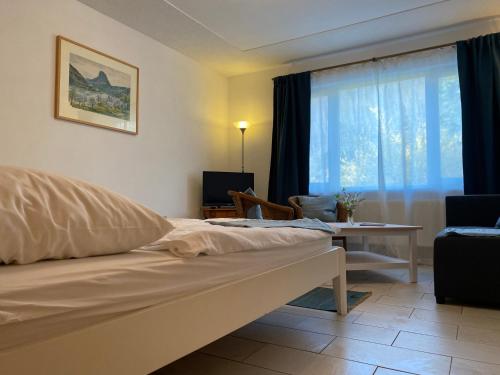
233, 121, 250, 129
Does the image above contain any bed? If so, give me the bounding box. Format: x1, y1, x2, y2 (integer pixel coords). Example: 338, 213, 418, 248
0, 223, 346, 375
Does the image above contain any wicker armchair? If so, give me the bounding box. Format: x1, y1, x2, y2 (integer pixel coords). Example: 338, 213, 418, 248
228, 191, 294, 220
288, 195, 348, 249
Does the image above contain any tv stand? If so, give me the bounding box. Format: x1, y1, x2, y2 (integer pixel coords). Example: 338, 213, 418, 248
202, 206, 238, 219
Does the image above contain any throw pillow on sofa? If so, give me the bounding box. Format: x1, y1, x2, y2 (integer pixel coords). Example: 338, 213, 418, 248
298, 195, 337, 222
243, 187, 263, 219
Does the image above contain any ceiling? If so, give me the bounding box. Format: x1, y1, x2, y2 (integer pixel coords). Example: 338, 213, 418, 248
78, 0, 500, 76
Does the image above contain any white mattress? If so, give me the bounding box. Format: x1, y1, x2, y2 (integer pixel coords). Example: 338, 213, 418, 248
0, 237, 332, 350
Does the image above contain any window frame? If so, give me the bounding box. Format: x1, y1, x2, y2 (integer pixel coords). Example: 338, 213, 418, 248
310, 62, 463, 193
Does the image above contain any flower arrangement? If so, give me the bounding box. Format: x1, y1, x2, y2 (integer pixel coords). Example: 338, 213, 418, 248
335, 188, 365, 225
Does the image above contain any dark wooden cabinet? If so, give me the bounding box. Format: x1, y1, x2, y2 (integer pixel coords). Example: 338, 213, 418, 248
202, 207, 238, 219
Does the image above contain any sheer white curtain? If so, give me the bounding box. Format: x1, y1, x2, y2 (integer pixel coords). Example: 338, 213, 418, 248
310, 46, 463, 260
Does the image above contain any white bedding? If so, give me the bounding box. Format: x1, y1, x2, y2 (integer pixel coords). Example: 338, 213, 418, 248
0, 221, 333, 350
142, 218, 332, 257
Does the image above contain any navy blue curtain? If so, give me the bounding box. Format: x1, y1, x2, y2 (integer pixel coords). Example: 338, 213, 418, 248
457, 33, 500, 194
268, 72, 311, 205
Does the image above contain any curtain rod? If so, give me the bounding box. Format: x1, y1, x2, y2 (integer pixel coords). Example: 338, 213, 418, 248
309, 42, 456, 74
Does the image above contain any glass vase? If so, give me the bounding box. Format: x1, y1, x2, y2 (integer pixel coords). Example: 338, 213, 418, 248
347, 211, 355, 225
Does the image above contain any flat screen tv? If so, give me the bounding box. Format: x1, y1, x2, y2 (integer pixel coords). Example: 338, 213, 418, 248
203, 171, 254, 207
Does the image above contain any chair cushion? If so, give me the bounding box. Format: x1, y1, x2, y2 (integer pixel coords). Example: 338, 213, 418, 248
441, 227, 500, 237
243, 187, 263, 219
298, 195, 337, 222
0, 166, 172, 264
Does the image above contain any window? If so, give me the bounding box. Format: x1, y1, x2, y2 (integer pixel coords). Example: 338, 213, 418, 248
309, 46, 463, 194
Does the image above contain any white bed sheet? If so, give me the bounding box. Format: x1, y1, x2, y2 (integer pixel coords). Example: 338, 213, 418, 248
143, 218, 333, 257
0, 237, 332, 350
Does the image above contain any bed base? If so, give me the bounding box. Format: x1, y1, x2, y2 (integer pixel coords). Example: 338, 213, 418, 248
0, 247, 346, 375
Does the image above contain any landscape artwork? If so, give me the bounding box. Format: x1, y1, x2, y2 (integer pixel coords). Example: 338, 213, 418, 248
55, 36, 138, 134
69, 53, 130, 121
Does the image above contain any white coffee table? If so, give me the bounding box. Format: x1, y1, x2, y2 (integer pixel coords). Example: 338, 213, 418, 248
328, 223, 423, 283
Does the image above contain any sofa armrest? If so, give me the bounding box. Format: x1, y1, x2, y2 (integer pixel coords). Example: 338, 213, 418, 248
446, 195, 500, 227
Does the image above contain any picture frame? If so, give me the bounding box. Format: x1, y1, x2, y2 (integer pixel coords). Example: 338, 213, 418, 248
55, 36, 139, 135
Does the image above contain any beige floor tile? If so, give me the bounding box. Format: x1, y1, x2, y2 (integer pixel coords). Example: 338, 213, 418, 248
362, 293, 385, 304
381, 269, 408, 278
345, 273, 369, 283
462, 307, 500, 321
296, 316, 399, 345
232, 322, 334, 352
260, 311, 397, 345
450, 357, 500, 375
422, 293, 436, 301
347, 270, 383, 283
257, 311, 310, 329
459, 315, 500, 331
421, 294, 463, 311
199, 335, 265, 361
377, 295, 425, 308
350, 281, 395, 289
389, 283, 433, 294
353, 302, 413, 318
354, 312, 457, 339
352, 270, 405, 284
323, 337, 451, 375
275, 305, 362, 322
245, 344, 376, 375
378, 295, 461, 312
154, 352, 281, 375
375, 368, 416, 374
413, 270, 434, 283
350, 284, 394, 294
458, 326, 500, 347
411, 308, 462, 324
394, 331, 500, 365
384, 289, 425, 299
418, 299, 455, 313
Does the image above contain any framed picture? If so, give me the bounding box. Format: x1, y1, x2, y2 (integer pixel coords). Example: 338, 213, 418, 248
55, 36, 139, 135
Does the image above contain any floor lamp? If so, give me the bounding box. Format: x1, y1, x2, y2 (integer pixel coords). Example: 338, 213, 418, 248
234, 121, 250, 173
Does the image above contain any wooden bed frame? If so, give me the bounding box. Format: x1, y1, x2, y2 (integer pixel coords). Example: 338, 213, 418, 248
0, 247, 346, 375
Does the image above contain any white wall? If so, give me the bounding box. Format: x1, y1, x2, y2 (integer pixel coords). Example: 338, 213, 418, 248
0, 0, 229, 217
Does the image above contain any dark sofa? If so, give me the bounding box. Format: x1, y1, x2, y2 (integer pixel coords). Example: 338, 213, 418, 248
434, 195, 500, 304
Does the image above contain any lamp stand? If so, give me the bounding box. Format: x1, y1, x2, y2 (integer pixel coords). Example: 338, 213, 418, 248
240, 127, 246, 173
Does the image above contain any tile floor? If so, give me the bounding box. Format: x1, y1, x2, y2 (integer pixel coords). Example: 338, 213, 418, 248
154, 266, 500, 375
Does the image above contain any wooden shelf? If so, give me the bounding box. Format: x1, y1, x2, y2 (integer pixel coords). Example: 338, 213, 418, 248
202, 206, 238, 219
346, 251, 409, 271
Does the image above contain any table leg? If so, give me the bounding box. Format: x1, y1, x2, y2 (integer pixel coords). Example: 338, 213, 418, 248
409, 231, 418, 283
333, 248, 347, 315
362, 236, 369, 251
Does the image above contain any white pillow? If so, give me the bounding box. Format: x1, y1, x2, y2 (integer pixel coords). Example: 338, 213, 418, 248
0, 166, 173, 264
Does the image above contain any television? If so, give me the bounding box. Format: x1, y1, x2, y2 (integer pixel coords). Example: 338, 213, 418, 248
203, 171, 254, 207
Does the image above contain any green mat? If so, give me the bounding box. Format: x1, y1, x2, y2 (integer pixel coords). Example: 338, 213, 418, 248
287, 287, 371, 312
